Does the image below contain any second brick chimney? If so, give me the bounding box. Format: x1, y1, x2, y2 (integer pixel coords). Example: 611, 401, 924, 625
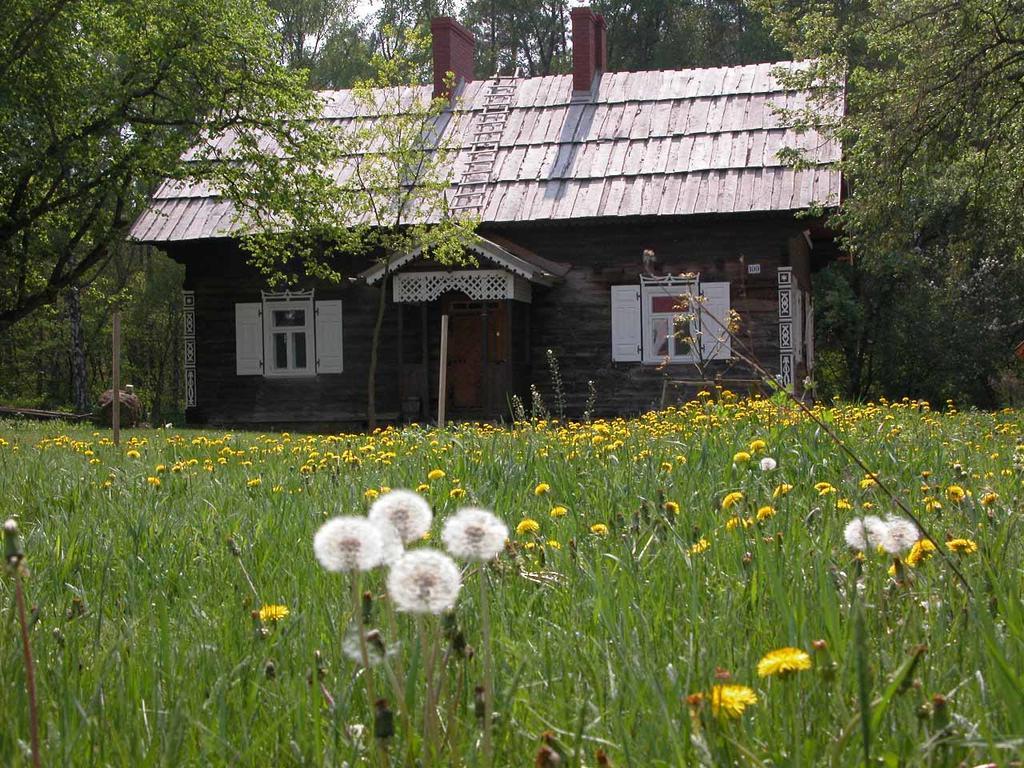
571, 7, 607, 95
431, 18, 475, 100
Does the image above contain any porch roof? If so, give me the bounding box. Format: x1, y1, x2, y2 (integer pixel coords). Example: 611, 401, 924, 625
359, 235, 561, 287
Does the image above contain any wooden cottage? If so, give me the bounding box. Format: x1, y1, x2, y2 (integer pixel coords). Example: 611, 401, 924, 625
130, 9, 841, 428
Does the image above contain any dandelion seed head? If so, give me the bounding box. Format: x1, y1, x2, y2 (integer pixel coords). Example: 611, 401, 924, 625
387, 549, 462, 614
843, 515, 892, 552
884, 516, 920, 553
372, 519, 405, 565
759, 457, 777, 471
441, 507, 508, 561
368, 489, 432, 544
313, 516, 383, 572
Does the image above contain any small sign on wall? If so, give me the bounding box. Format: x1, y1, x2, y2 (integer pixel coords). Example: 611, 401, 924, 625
747, 263, 762, 275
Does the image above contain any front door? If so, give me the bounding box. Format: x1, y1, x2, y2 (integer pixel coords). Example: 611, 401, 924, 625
442, 296, 510, 418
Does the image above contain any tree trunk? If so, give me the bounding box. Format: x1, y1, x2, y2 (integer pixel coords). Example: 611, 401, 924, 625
67, 285, 89, 412
366, 263, 391, 430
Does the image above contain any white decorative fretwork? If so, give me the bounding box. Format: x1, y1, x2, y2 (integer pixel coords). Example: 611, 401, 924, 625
393, 269, 531, 303
182, 290, 196, 407
777, 267, 794, 388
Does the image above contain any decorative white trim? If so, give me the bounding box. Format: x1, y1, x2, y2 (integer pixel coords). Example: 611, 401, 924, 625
393, 269, 531, 303
361, 236, 555, 286
777, 267, 794, 388
182, 290, 196, 407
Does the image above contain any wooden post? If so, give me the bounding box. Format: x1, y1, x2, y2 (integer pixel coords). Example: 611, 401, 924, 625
112, 311, 121, 446
437, 314, 449, 428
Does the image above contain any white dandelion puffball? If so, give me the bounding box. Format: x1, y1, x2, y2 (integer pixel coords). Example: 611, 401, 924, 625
368, 489, 433, 544
442, 507, 508, 561
313, 517, 384, 572
387, 549, 462, 614
759, 457, 777, 472
884, 516, 920, 553
373, 519, 405, 566
843, 515, 893, 553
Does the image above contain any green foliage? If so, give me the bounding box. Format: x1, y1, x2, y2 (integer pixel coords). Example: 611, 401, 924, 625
0, 0, 322, 331
0, 250, 184, 421
753, 0, 1024, 404
1, 402, 1022, 764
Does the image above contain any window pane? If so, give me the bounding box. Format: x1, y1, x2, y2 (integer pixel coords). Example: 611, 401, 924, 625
273, 309, 305, 328
673, 316, 692, 356
650, 317, 670, 358
274, 333, 288, 369
292, 332, 307, 369
651, 294, 689, 313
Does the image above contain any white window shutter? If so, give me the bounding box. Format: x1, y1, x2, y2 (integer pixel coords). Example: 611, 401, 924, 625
235, 303, 263, 375
315, 300, 344, 373
699, 282, 732, 360
611, 285, 642, 362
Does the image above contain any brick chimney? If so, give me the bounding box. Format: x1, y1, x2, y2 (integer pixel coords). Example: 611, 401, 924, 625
431, 17, 475, 100
571, 7, 607, 95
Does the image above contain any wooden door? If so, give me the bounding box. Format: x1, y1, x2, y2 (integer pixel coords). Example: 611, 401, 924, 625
442, 297, 511, 416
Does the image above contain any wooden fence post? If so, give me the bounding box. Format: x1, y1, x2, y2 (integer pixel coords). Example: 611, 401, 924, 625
437, 314, 449, 429
112, 311, 121, 446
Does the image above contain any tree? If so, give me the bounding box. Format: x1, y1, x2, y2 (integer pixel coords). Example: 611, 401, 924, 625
752, 0, 1024, 404
0, 0, 325, 333
214, 28, 478, 426
268, 0, 374, 87
463, 0, 570, 77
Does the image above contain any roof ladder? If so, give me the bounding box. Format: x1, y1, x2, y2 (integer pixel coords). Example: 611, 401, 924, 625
449, 72, 520, 214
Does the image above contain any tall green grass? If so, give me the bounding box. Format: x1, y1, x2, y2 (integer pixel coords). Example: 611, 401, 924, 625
1, 398, 1021, 766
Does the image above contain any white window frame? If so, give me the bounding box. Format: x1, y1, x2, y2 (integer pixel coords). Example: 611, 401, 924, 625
640, 276, 700, 364
262, 291, 315, 378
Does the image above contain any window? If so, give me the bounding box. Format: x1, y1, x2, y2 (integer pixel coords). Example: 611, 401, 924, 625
611, 279, 731, 364
266, 301, 312, 375
235, 292, 344, 377
642, 278, 698, 364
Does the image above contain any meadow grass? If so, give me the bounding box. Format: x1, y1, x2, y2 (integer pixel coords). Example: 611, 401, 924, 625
1, 394, 1022, 766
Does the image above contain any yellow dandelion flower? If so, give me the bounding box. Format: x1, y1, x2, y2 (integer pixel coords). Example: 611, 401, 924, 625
427, 469, 446, 481
690, 538, 710, 554
660, 461, 673, 472
756, 505, 776, 522
814, 482, 836, 496
721, 491, 744, 510
247, 478, 261, 488
906, 538, 936, 566
516, 518, 540, 535
146, 476, 161, 487
772, 483, 793, 499
272, 485, 284, 493
980, 492, 998, 506
837, 498, 853, 510
946, 538, 978, 554
733, 451, 751, 464
757, 647, 812, 678
126, 450, 141, 459
155, 464, 167, 473
546, 539, 562, 550
550, 505, 568, 518
710, 684, 758, 718
590, 523, 609, 536
859, 477, 877, 490
449, 487, 466, 499
416, 483, 430, 492
749, 439, 767, 453
534, 482, 551, 496
664, 501, 680, 515
945, 485, 966, 502
924, 497, 943, 513
258, 604, 289, 622
364, 489, 380, 500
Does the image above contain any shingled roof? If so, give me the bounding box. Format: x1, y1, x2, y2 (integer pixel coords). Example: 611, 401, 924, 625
130, 61, 841, 243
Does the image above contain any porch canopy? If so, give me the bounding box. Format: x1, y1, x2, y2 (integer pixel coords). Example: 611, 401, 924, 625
358, 235, 565, 304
